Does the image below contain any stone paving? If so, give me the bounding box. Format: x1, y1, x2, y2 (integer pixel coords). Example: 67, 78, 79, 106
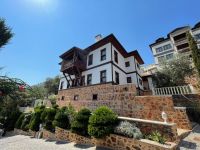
178, 124, 200, 150
0, 135, 110, 150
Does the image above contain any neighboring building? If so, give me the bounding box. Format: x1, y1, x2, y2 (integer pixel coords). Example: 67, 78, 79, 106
58, 34, 144, 91
150, 21, 200, 65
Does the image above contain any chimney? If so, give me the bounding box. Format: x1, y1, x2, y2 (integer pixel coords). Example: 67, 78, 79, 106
95, 34, 102, 42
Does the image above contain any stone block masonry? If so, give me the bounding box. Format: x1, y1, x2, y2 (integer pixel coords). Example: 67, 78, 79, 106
57, 83, 191, 130
54, 127, 177, 150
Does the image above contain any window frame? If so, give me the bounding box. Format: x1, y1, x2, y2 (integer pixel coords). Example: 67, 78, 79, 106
100, 70, 107, 83
127, 77, 132, 83
100, 48, 106, 61
114, 50, 118, 63
115, 71, 119, 84
87, 74, 92, 85
125, 61, 130, 67
60, 81, 64, 90
88, 54, 93, 66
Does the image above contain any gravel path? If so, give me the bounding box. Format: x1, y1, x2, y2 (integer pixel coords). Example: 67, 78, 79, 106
178, 124, 200, 150
0, 135, 109, 150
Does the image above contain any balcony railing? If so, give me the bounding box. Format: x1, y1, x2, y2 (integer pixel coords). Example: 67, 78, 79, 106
152, 85, 194, 95
61, 59, 86, 72
174, 38, 188, 46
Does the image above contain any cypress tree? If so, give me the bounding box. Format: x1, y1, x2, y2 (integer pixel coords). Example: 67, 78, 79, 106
187, 32, 200, 77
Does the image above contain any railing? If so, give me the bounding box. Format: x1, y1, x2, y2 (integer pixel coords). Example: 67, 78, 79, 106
152, 85, 194, 95
174, 38, 188, 46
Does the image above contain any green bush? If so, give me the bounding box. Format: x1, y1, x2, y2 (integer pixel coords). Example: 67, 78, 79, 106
43, 108, 57, 132
71, 108, 91, 136
114, 121, 142, 139
88, 106, 118, 138
5, 109, 21, 131
146, 131, 166, 144
21, 113, 32, 131
15, 113, 25, 129
29, 106, 45, 131
53, 108, 69, 129
29, 112, 41, 131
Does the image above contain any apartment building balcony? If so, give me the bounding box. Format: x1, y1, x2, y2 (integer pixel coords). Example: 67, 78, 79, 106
174, 38, 188, 46
177, 47, 190, 53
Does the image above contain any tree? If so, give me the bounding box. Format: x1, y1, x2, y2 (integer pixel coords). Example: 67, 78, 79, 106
44, 76, 59, 96
187, 32, 200, 77
152, 54, 193, 88
0, 18, 13, 48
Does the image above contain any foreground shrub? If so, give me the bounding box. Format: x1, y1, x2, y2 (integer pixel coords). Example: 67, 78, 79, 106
53, 107, 69, 129
71, 108, 91, 136
88, 106, 118, 138
21, 113, 32, 131
146, 131, 166, 144
114, 121, 142, 139
15, 113, 25, 129
29, 106, 45, 131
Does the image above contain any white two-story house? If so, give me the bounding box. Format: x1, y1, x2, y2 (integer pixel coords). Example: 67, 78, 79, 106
58, 34, 144, 91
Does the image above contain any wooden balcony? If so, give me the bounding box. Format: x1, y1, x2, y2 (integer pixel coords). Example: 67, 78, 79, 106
61, 59, 86, 74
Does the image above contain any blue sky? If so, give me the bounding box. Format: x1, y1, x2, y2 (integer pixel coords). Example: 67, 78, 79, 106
0, 0, 200, 85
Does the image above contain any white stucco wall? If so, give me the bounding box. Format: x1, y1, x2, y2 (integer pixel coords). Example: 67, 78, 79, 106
87, 43, 111, 69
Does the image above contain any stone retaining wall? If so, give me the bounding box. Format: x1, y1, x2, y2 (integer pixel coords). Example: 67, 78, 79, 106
42, 129, 56, 140
55, 127, 177, 150
14, 128, 36, 137
57, 83, 191, 130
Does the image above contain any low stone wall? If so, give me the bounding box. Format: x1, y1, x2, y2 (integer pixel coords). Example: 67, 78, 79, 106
42, 129, 56, 140
14, 128, 36, 137
55, 127, 177, 150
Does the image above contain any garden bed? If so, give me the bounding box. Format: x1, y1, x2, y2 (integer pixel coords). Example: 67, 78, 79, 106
55, 127, 177, 150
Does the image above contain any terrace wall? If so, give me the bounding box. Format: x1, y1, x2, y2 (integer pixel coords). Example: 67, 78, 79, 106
57, 83, 191, 130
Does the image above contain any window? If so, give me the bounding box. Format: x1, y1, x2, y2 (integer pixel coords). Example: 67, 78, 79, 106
93, 94, 98, 100
139, 78, 143, 85
125, 61, 130, 67
100, 70, 106, 83
163, 44, 172, 50
74, 95, 79, 101
166, 53, 174, 60
114, 51, 118, 63
60, 81, 64, 90
115, 71, 119, 84
101, 48, 106, 61
88, 54, 93, 66
61, 96, 65, 100
136, 63, 140, 70
195, 33, 200, 40
157, 56, 165, 63
155, 47, 163, 53
87, 74, 92, 85
127, 77, 132, 83
81, 76, 85, 86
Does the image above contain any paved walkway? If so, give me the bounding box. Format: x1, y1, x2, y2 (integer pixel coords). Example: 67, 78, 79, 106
0, 135, 110, 150
178, 124, 200, 150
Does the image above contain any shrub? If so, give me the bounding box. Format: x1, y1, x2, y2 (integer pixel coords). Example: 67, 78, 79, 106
21, 113, 32, 131
29, 112, 41, 131
53, 108, 69, 129
15, 113, 25, 129
29, 106, 45, 131
71, 108, 91, 136
66, 104, 77, 124
146, 131, 166, 144
88, 106, 118, 138
5, 109, 21, 131
114, 121, 142, 139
